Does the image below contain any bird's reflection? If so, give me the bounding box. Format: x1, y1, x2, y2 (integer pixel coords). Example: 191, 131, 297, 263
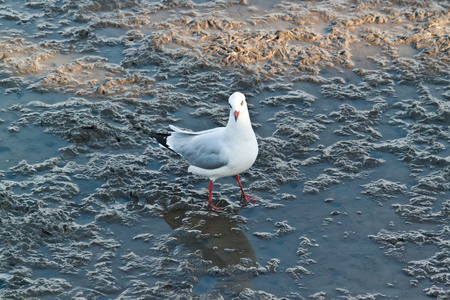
163, 208, 256, 292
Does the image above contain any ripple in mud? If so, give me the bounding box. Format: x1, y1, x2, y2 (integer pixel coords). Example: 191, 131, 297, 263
1, 0, 449, 299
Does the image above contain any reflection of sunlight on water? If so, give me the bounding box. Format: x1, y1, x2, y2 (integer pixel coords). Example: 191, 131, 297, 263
0, 125, 68, 170
312, 19, 331, 35
74, 213, 96, 225
193, 275, 217, 295
95, 27, 129, 38
43, 53, 84, 69
96, 45, 126, 64
394, 43, 420, 58
247, 0, 277, 10
349, 42, 381, 70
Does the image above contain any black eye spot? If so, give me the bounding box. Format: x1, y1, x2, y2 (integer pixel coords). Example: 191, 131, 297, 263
240, 101, 244, 106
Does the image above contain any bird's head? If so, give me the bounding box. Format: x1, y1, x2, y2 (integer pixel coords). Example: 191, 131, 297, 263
228, 92, 248, 122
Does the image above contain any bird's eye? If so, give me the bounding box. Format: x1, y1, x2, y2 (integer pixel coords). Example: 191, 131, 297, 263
229, 104, 232, 108
240, 101, 244, 106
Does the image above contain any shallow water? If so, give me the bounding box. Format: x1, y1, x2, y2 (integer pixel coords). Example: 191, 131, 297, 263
1, 0, 449, 299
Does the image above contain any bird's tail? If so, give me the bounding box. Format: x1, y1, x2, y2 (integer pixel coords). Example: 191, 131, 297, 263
149, 132, 175, 153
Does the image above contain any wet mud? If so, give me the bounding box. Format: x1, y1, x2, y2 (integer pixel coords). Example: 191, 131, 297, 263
0, 0, 449, 299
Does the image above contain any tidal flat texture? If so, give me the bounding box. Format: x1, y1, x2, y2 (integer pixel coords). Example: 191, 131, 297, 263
0, 0, 449, 299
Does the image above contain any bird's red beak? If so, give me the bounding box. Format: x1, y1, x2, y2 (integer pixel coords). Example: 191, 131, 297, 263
234, 110, 239, 121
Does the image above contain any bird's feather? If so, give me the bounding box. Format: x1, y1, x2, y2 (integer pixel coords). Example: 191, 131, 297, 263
167, 126, 228, 170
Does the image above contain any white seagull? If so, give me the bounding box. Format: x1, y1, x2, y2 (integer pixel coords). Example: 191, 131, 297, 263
151, 92, 258, 210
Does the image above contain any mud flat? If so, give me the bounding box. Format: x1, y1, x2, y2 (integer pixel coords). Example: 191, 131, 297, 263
0, 0, 449, 299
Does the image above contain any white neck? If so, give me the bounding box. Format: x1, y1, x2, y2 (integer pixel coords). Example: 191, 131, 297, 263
227, 110, 252, 128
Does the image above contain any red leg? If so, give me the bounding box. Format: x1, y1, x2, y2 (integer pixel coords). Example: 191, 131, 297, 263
234, 175, 258, 204
208, 180, 222, 211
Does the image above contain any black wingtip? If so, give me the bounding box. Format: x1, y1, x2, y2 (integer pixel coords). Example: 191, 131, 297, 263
150, 132, 176, 153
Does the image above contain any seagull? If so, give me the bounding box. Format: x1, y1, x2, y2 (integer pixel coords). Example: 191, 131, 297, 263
151, 92, 259, 210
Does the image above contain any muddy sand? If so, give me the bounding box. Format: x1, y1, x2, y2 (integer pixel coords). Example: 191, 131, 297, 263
0, 0, 449, 299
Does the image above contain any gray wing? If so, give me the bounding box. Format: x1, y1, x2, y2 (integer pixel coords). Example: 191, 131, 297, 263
167, 127, 228, 170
